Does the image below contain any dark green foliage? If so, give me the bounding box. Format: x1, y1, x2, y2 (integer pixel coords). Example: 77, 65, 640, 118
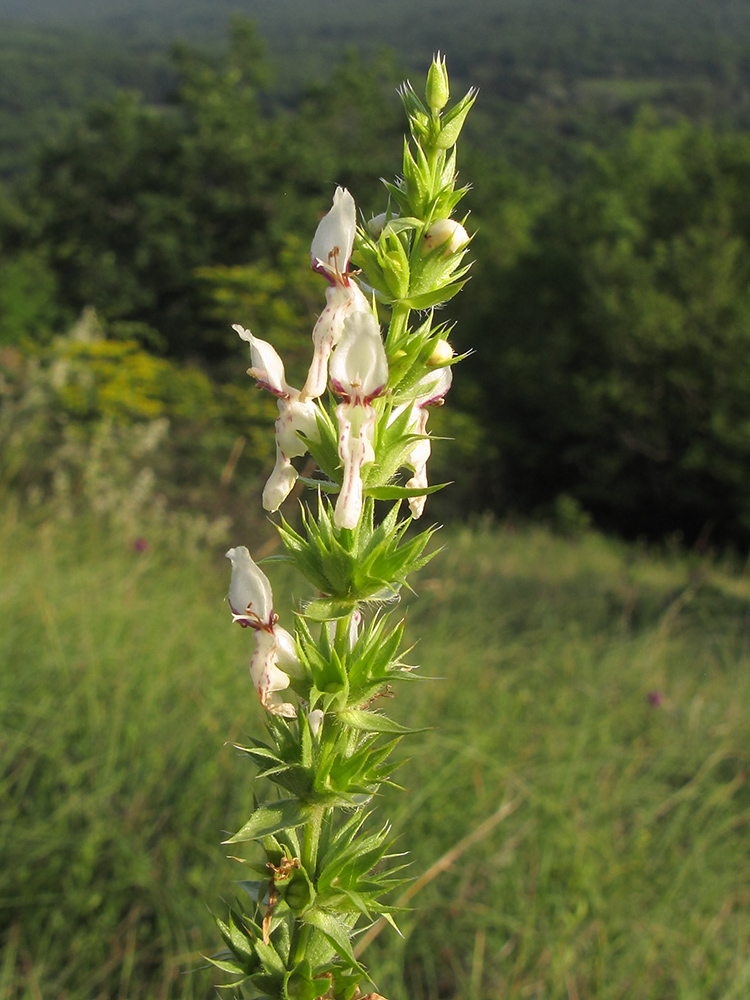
461, 113, 750, 542
3, 25, 403, 359
6, 5, 750, 541
11, 24, 277, 356
0, 20, 174, 178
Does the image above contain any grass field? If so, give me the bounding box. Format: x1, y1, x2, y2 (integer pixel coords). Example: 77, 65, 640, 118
2, 501, 750, 999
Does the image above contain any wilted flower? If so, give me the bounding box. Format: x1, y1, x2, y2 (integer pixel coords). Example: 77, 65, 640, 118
329, 311, 388, 529
226, 546, 300, 717
234, 325, 319, 512
301, 187, 370, 401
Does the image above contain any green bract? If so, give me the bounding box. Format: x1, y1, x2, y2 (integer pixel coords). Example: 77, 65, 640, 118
214, 56, 475, 999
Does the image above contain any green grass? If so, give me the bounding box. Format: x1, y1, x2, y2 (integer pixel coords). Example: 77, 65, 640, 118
2, 504, 750, 999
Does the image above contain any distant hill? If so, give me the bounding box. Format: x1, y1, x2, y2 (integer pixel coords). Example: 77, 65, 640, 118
4, 0, 750, 91
2, 0, 750, 177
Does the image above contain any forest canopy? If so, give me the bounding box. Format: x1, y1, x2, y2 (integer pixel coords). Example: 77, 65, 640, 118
3, 3, 750, 544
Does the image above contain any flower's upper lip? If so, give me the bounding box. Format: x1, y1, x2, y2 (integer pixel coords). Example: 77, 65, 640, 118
310, 187, 357, 285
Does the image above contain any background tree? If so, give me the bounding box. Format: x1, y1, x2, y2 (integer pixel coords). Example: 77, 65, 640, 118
460, 112, 750, 541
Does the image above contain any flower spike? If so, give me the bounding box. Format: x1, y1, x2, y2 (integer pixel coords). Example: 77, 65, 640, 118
219, 55, 477, 1000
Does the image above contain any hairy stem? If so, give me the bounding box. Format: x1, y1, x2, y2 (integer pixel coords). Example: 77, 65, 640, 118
301, 806, 323, 875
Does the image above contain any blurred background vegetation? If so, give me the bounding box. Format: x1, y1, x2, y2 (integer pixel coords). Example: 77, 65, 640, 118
3, 1, 750, 998
5, 0, 750, 541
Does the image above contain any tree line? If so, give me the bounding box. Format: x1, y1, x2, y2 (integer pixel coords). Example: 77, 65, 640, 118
3, 18, 750, 543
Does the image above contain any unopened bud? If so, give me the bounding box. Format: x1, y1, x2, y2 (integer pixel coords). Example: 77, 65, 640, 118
368, 212, 388, 239
425, 53, 450, 113
427, 339, 454, 365
422, 219, 470, 255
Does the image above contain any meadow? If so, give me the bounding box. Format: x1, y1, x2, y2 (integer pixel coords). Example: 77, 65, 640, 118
2, 500, 750, 999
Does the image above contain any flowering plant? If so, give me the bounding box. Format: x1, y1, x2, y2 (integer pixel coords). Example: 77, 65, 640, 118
211, 55, 476, 999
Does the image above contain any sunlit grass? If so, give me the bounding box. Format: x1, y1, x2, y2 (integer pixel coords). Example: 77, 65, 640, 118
2, 506, 750, 999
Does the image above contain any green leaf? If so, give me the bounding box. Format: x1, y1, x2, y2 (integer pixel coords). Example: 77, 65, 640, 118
403, 280, 467, 310
298, 476, 339, 493
255, 940, 287, 976
383, 216, 422, 235
203, 954, 246, 976
338, 709, 422, 734
302, 598, 356, 622
235, 880, 267, 903
366, 482, 450, 500
303, 910, 364, 972
223, 800, 311, 844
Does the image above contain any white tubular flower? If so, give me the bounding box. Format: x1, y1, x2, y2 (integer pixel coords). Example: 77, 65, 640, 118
234, 325, 319, 512
329, 311, 388, 530
226, 546, 300, 718
404, 366, 453, 519
301, 281, 369, 401
301, 187, 369, 401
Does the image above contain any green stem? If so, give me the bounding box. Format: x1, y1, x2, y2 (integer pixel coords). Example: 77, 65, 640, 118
292, 807, 325, 964
292, 923, 311, 966
302, 806, 323, 875
334, 614, 352, 649
387, 302, 411, 349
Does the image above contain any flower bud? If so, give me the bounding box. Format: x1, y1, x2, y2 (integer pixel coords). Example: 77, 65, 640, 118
426, 53, 450, 113
427, 339, 454, 365
368, 212, 388, 239
307, 709, 324, 737
422, 219, 470, 256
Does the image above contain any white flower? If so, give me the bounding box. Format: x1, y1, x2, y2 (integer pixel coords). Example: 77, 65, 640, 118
310, 187, 357, 281
234, 325, 319, 512
328, 311, 388, 530
402, 366, 453, 518
301, 281, 369, 401
226, 546, 300, 718
301, 187, 370, 401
